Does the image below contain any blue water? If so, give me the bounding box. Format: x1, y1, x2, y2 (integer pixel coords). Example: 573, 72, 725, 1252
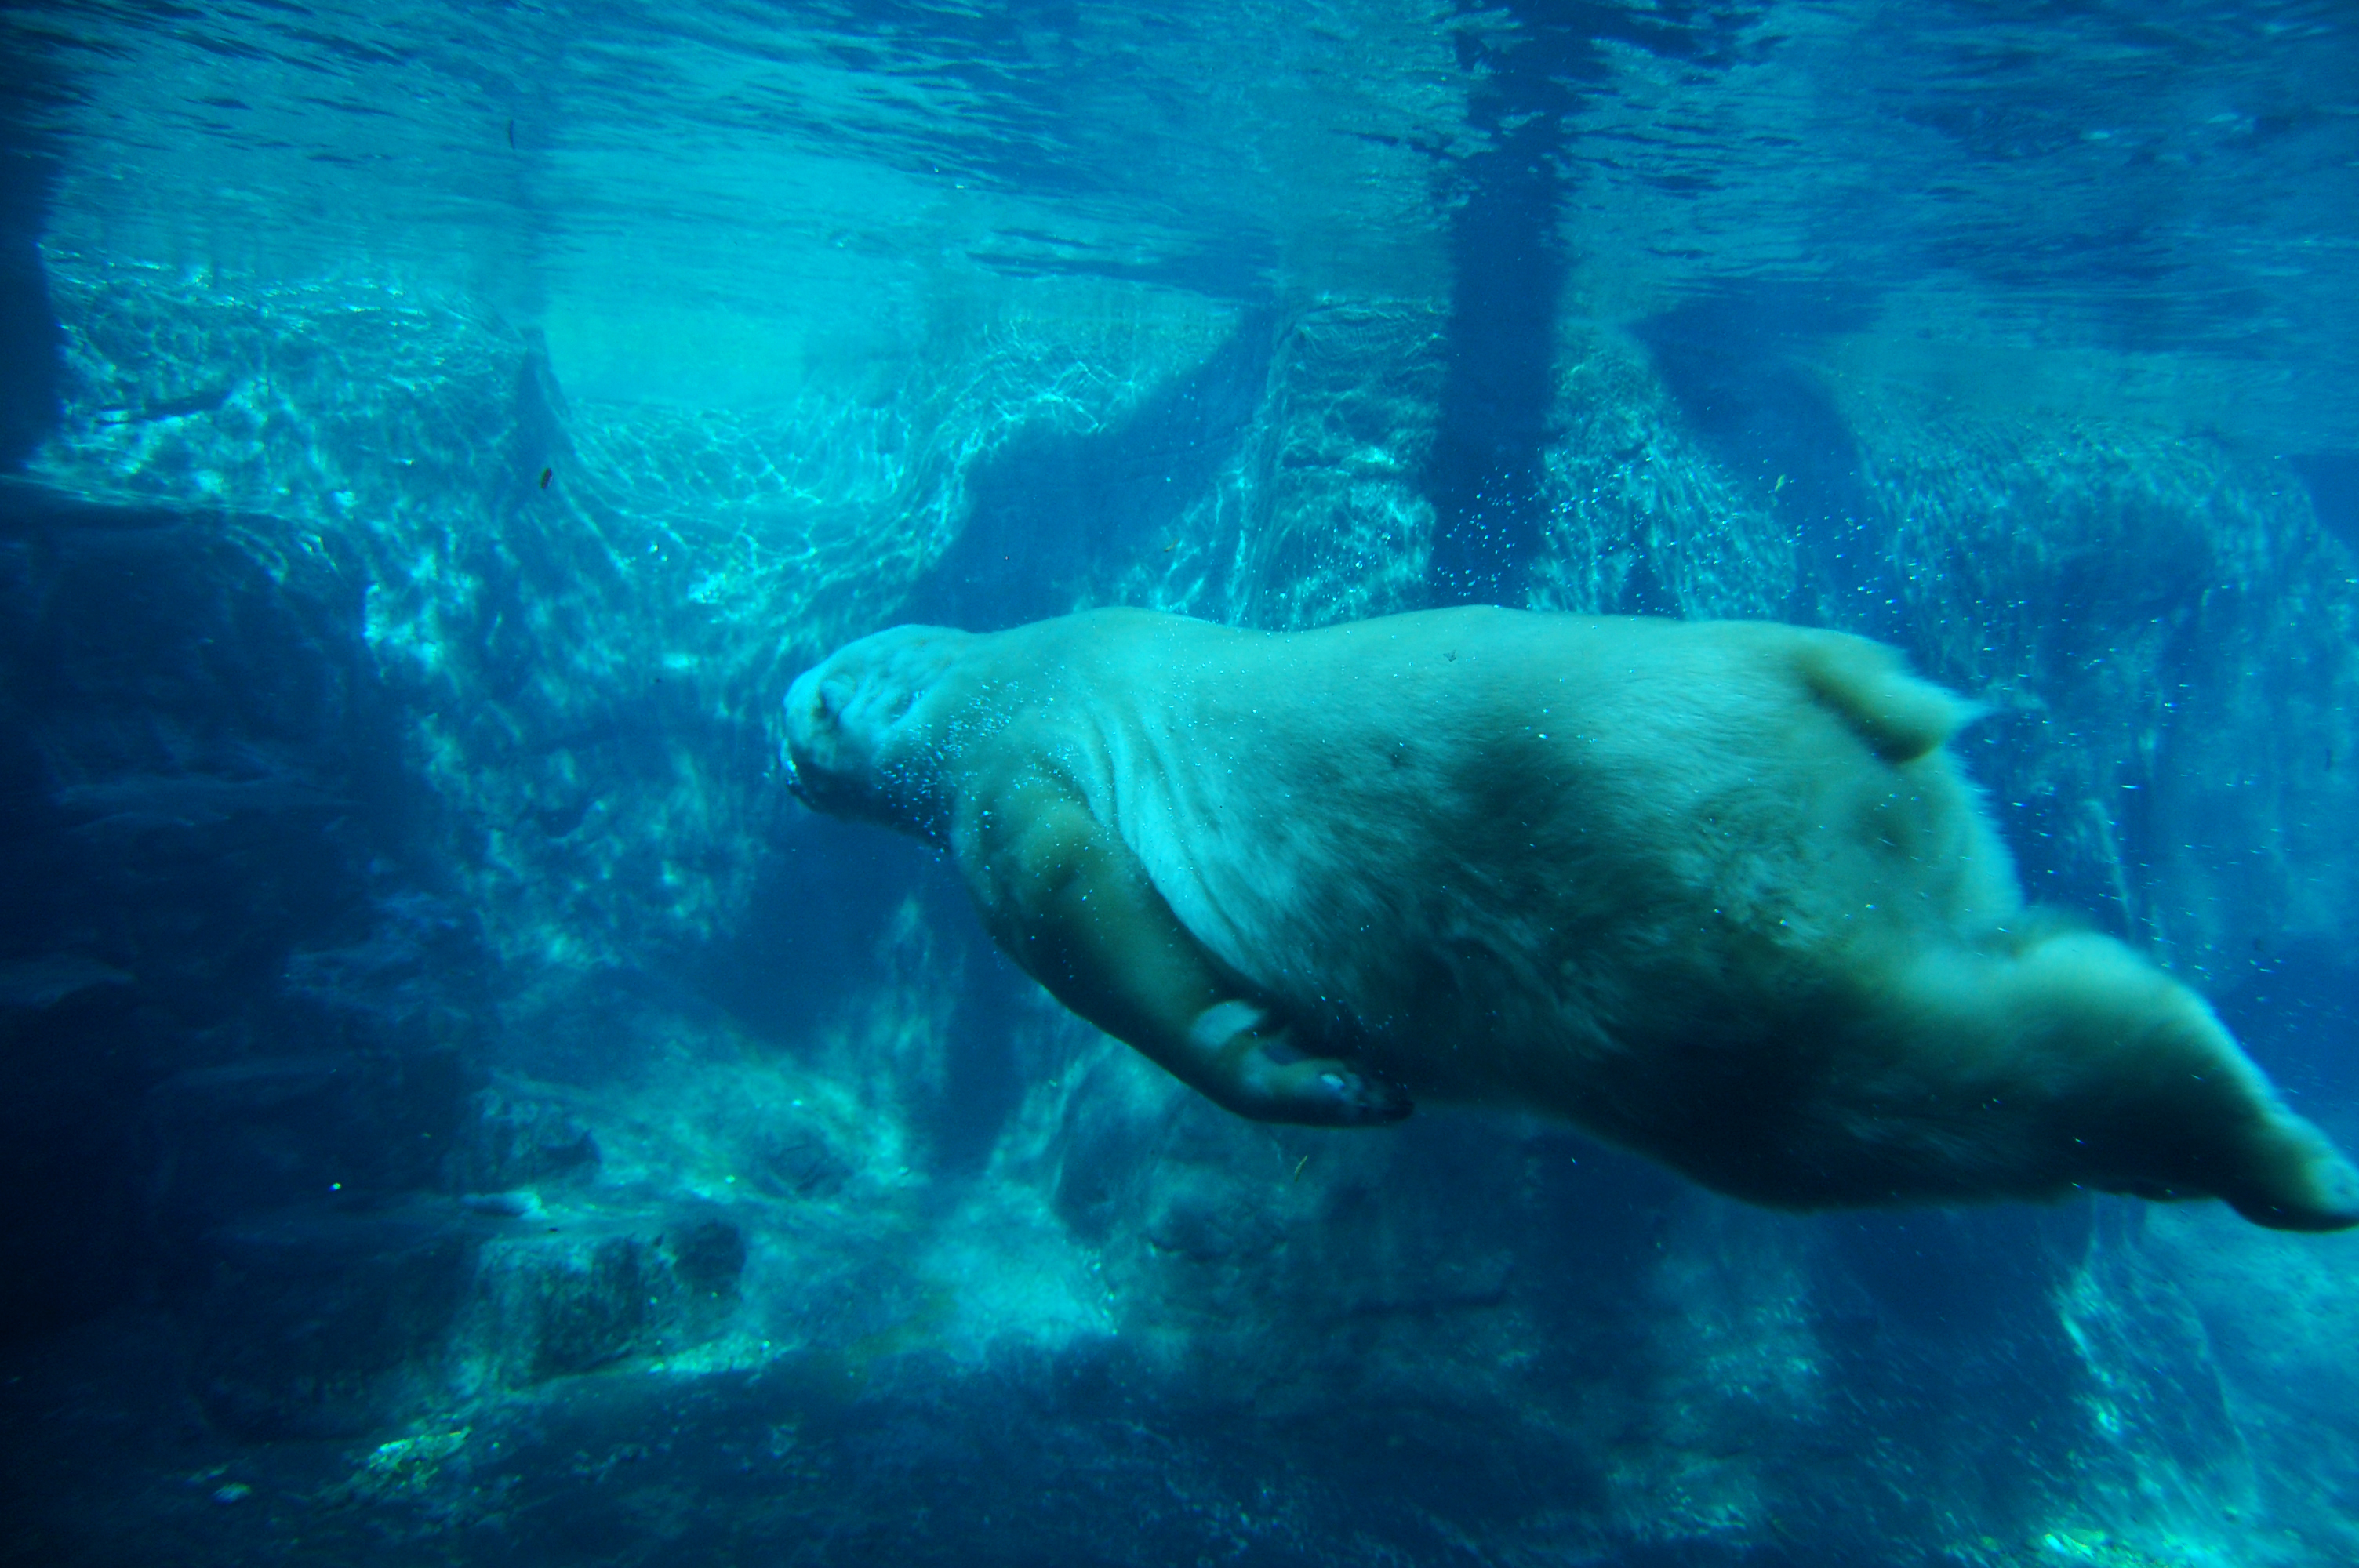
2, 2, 2357, 1564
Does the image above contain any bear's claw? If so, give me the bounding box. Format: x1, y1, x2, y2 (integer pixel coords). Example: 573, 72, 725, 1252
1300, 1064, 1413, 1126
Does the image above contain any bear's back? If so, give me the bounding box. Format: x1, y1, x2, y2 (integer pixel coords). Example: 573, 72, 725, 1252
1060, 608, 2019, 1106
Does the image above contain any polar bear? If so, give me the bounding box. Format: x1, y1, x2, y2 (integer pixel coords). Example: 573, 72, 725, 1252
781, 607, 2359, 1232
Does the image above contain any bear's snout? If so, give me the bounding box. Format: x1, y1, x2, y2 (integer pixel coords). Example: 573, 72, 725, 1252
780, 664, 848, 808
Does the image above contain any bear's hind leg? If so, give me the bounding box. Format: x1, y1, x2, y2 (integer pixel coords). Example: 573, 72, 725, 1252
1990, 932, 2359, 1231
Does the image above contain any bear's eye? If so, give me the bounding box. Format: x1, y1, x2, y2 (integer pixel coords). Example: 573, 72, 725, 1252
817, 679, 852, 722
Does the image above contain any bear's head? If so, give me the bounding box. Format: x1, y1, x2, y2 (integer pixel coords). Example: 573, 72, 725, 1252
783, 623, 976, 836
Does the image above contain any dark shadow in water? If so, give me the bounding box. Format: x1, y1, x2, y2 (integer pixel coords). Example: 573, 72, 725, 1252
1630, 282, 1899, 636
1423, 11, 1596, 607
1426, 100, 1572, 606
1952, 711, 2138, 939
705, 815, 939, 1043
925, 950, 1036, 1176
1425, 4, 1750, 609
700, 815, 1030, 1177
2288, 452, 2359, 553
0, 27, 64, 470
900, 313, 1274, 633
1802, 1200, 2097, 1548
1820, 1205, 2086, 1338
2214, 937, 2359, 1131
0, 492, 445, 1345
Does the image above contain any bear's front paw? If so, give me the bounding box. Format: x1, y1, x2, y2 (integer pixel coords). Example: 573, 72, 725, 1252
1187, 1003, 1413, 1127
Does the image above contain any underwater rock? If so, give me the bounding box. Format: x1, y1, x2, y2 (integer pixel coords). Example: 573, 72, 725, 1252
0, 978, 144, 1340
456, 1085, 602, 1191
458, 1214, 747, 1388
0, 953, 129, 1011
148, 1047, 463, 1236
179, 1205, 475, 1440
1114, 300, 1447, 631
